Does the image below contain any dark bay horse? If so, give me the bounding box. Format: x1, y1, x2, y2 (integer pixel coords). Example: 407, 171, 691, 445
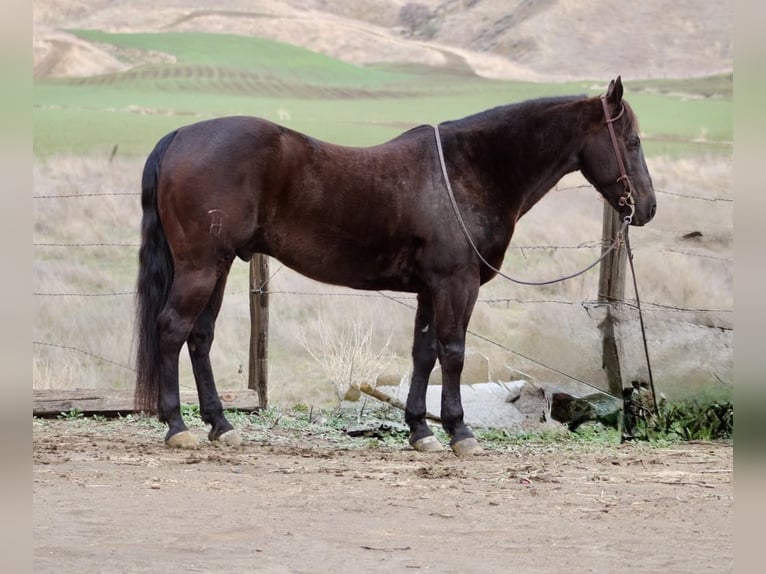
135, 76, 656, 454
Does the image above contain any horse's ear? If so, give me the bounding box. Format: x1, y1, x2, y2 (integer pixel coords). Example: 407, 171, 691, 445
606, 76, 623, 106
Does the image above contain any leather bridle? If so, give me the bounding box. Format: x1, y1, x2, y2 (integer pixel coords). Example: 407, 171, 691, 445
600, 95, 635, 224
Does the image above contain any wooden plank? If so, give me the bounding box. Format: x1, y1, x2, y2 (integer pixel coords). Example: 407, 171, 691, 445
32, 389, 261, 417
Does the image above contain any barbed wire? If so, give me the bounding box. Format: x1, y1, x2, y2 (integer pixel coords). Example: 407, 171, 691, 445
510, 240, 605, 251
32, 241, 734, 268
30, 286, 731, 314
554, 184, 733, 204
33, 341, 135, 372
33, 192, 141, 199
34, 242, 139, 247
655, 248, 732, 262
616, 300, 733, 315
34, 291, 135, 297
32, 186, 734, 204
589, 295, 732, 315
35, 241, 610, 251
654, 189, 733, 203
31, 286, 732, 315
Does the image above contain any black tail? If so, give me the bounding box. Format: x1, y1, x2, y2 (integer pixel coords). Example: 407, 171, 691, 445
134, 130, 178, 413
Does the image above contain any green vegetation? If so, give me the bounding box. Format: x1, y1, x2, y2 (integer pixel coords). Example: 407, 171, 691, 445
630, 399, 734, 442
33, 30, 731, 157
41, 398, 732, 450
57, 407, 84, 419
69, 30, 411, 88
625, 73, 733, 99
477, 424, 620, 448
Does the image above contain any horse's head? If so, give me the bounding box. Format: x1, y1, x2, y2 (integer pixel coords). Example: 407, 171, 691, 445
580, 77, 656, 226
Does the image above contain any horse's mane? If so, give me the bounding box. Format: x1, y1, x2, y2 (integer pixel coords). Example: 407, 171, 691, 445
446, 95, 588, 128
451, 94, 641, 138
393, 96, 587, 139
390, 93, 638, 146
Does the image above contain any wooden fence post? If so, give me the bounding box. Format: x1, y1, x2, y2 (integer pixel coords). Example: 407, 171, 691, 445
597, 203, 627, 398
249, 254, 269, 409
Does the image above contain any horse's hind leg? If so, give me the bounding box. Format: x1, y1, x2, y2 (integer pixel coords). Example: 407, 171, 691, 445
157, 268, 221, 448
406, 292, 443, 452
187, 268, 241, 446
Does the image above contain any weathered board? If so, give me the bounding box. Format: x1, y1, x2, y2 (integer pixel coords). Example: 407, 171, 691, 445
32, 389, 261, 417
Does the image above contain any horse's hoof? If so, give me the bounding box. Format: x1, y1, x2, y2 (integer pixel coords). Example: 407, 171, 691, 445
166, 430, 198, 449
214, 429, 243, 447
411, 435, 445, 452
451, 437, 483, 456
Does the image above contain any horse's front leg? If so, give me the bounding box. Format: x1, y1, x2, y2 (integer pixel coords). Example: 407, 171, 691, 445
405, 292, 443, 452
432, 275, 483, 456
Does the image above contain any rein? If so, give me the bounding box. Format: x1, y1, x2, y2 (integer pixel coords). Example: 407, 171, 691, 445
433, 123, 628, 286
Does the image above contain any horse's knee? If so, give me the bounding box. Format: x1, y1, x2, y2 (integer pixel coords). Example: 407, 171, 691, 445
412, 339, 437, 372
438, 340, 465, 373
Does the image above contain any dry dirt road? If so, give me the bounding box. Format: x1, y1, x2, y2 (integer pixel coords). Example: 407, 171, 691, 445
33, 418, 732, 573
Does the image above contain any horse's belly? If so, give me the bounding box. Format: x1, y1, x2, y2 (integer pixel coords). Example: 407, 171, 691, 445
268, 240, 422, 293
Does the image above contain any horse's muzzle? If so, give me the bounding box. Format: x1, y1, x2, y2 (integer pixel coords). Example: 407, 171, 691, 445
630, 201, 657, 227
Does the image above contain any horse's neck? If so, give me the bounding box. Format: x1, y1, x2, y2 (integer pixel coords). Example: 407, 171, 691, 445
515, 152, 580, 219
462, 100, 590, 218
513, 106, 589, 217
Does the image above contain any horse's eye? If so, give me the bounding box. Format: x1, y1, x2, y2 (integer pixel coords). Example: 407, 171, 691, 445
627, 136, 641, 150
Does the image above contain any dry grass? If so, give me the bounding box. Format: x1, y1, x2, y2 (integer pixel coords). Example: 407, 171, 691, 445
32, 150, 733, 407
299, 312, 395, 404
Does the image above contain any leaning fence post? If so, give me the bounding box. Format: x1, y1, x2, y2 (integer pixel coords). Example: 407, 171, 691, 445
249, 254, 269, 409
597, 203, 627, 398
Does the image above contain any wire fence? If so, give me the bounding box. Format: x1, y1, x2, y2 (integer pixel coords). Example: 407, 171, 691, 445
33, 182, 734, 397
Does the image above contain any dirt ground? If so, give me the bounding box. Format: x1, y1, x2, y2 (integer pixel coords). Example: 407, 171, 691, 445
33, 417, 733, 573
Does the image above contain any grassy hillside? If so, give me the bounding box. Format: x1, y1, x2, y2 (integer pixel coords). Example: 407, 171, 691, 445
33, 31, 731, 158
33, 1, 732, 82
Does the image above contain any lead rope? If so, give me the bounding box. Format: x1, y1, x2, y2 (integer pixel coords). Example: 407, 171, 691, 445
433, 124, 628, 286
624, 228, 660, 415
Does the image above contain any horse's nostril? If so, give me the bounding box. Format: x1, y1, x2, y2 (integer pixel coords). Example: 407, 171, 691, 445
649, 203, 657, 219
